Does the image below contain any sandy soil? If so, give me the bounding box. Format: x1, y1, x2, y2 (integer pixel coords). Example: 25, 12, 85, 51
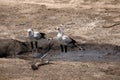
0, 58, 120, 80
0, 0, 120, 80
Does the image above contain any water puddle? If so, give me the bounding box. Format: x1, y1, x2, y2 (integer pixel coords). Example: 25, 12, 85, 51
46, 43, 120, 62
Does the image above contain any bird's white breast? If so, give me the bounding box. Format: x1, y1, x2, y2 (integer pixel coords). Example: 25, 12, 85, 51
34, 32, 40, 38
57, 33, 63, 43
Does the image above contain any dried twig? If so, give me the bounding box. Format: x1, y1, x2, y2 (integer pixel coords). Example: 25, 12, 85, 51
31, 59, 49, 70
103, 23, 120, 28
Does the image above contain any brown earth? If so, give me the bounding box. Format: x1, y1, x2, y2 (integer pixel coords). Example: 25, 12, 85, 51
0, 0, 120, 80
0, 58, 120, 80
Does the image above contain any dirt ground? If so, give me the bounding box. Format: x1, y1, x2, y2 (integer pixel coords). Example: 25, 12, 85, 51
0, 0, 120, 80
0, 58, 120, 80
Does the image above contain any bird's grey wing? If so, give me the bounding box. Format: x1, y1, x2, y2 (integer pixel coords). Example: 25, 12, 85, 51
63, 35, 77, 45
62, 35, 72, 44
34, 32, 41, 40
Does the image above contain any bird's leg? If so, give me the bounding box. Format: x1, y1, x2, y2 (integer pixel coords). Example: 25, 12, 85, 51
64, 45, 67, 53
60, 44, 64, 52
31, 42, 34, 53
35, 41, 38, 53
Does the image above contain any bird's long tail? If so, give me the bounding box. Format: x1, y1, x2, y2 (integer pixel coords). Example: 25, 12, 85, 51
40, 33, 46, 39
74, 43, 83, 51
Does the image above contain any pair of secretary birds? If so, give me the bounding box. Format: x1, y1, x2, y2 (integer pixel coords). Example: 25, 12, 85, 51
27, 24, 83, 54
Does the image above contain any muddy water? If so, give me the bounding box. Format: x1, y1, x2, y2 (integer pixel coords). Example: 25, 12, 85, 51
46, 43, 120, 62
0, 39, 119, 62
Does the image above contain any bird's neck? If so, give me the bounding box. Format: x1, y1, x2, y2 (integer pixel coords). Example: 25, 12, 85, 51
57, 30, 64, 40
29, 31, 34, 36
58, 29, 64, 36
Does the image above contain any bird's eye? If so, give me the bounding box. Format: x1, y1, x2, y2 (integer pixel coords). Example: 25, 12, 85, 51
58, 28, 60, 30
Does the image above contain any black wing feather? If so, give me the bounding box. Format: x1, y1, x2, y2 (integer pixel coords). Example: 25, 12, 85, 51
39, 32, 46, 39
69, 37, 77, 44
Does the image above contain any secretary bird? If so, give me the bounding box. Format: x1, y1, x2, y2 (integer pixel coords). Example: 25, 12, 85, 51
55, 25, 83, 53
27, 28, 45, 53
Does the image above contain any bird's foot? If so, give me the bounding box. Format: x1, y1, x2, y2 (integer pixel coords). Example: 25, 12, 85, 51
79, 55, 84, 57
79, 47, 85, 51
79, 54, 84, 57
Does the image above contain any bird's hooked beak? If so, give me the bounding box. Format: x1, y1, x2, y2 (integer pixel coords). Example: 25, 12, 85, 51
47, 37, 53, 41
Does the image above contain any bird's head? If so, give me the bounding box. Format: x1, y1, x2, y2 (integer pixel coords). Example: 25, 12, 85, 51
55, 27, 60, 30
27, 28, 33, 32
55, 24, 64, 31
